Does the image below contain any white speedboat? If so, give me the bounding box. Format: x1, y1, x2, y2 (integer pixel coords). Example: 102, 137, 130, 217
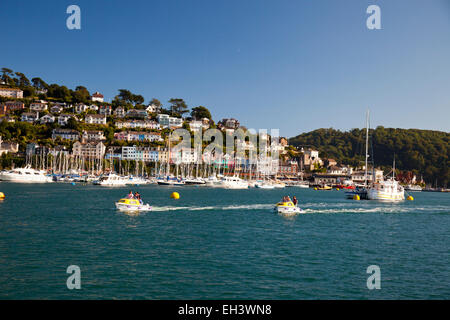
274, 201, 304, 215
405, 184, 422, 192
0, 166, 52, 183
184, 177, 206, 185
126, 176, 148, 185
157, 176, 185, 185
115, 198, 151, 212
219, 176, 249, 189
205, 175, 222, 187
255, 181, 275, 189
93, 173, 128, 186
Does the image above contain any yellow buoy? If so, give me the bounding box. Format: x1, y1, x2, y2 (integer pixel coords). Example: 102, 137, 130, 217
0, 192, 5, 199
407, 196, 414, 201
336, 188, 340, 191
171, 192, 180, 199
314, 187, 318, 191
353, 195, 360, 201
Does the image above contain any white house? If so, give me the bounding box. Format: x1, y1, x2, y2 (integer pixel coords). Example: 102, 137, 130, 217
74, 103, 89, 114
82, 130, 106, 141
39, 114, 55, 124
30, 102, 48, 112
146, 103, 161, 114
52, 129, 80, 141
113, 107, 125, 118
72, 141, 106, 159
91, 92, 104, 102
157, 114, 183, 128
0, 87, 23, 98
50, 105, 63, 113
85, 114, 107, 125
21, 112, 39, 123
115, 120, 160, 130
58, 114, 77, 126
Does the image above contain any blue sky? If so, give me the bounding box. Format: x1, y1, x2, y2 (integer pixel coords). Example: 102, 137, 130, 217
1, 0, 449, 137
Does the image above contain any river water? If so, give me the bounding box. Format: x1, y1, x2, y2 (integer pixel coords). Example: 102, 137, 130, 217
0, 183, 448, 299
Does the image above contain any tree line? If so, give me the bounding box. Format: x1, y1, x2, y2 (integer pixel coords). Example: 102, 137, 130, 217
289, 127, 449, 187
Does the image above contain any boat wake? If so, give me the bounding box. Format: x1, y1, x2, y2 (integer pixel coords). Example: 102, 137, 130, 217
150, 203, 449, 214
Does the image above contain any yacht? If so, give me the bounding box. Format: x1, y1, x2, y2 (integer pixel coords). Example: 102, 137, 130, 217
126, 176, 149, 185
219, 176, 249, 189
0, 166, 52, 183
93, 173, 129, 186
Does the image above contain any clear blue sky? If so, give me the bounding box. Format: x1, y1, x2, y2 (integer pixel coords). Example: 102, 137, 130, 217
1, 0, 449, 137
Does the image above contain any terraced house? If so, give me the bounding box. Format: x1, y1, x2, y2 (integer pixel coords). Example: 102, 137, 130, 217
114, 131, 163, 142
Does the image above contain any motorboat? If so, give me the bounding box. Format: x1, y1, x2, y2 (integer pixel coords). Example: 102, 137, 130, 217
93, 173, 128, 186
115, 198, 151, 212
219, 176, 249, 189
405, 184, 422, 192
255, 181, 275, 189
274, 201, 304, 215
184, 177, 206, 185
0, 166, 52, 183
157, 176, 185, 186
126, 176, 149, 185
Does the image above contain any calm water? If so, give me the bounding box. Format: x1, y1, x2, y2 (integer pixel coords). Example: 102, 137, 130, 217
0, 182, 449, 299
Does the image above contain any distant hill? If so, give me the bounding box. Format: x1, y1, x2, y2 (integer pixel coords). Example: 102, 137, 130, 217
289, 127, 449, 187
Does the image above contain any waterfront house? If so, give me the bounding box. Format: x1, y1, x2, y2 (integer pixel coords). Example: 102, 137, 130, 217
30, 102, 48, 112
52, 128, 80, 141
0, 87, 23, 98
50, 105, 63, 113
105, 146, 122, 161
74, 103, 89, 114
58, 114, 77, 126
313, 173, 351, 186
0, 136, 19, 156
72, 141, 106, 159
146, 103, 161, 114
85, 114, 107, 125
114, 131, 163, 142
126, 109, 149, 119
170, 148, 199, 164
113, 107, 125, 118
21, 112, 39, 123
157, 114, 183, 128
300, 148, 323, 170
0, 101, 25, 115
115, 119, 160, 130
81, 130, 106, 142
99, 105, 112, 116
39, 114, 55, 124
278, 161, 299, 177
351, 169, 384, 184
218, 118, 240, 130
91, 92, 104, 102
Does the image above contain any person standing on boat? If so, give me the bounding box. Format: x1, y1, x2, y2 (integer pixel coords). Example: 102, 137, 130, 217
134, 192, 143, 204
293, 196, 298, 206
127, 191, 134, 199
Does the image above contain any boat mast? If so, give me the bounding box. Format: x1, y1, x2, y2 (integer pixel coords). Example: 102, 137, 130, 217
364, 109, 369, 187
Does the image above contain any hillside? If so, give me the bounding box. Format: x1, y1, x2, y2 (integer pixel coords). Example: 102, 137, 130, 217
289, 127, 449, 187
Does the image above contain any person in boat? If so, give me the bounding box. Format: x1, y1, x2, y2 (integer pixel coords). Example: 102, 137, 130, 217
134, 192, 143, 204
127, 191, 134, 199
292, 196, 298, 206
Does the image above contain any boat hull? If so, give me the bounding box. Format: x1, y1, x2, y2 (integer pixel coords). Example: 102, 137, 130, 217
115, 202, 151, 212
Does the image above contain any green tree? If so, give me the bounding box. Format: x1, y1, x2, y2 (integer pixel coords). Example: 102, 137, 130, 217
191, 106, 212, 120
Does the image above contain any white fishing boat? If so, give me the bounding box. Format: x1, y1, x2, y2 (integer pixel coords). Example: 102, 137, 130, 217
219, 175, 249, 189
0, 166, 52, 183
93, 173, 128, 186
367, 159, 405, 201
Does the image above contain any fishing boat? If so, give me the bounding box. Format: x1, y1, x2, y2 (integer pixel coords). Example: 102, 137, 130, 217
367, 159, 405, 201
274, 201, 304, 215
93, 173, 128, 186
0, 166, 52, 183
115, 198, 151, 212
